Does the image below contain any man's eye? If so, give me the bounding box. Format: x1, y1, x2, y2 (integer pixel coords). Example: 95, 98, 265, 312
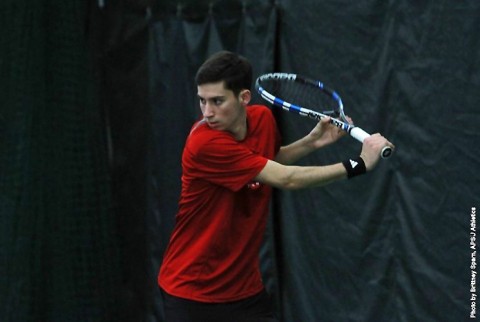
214, 99, 223, 105
199, 98, 206, 105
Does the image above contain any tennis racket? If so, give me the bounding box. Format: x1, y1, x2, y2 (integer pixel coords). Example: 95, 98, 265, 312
255, 73, 392, 159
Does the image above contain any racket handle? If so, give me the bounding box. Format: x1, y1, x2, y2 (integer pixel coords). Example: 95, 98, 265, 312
349, 127, 392, 159
349, 127, 370, 142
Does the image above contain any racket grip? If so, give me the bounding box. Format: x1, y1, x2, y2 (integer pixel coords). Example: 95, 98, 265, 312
349, 127, 392, 159
349, 127, 369, 142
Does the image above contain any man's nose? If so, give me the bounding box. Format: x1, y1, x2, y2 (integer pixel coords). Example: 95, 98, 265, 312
203, 103, 214, 117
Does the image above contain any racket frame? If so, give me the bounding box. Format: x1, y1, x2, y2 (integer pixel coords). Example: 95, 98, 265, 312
255, 73, 392, 159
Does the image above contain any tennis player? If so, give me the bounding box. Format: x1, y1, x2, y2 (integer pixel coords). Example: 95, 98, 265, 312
158, 51, 393, 321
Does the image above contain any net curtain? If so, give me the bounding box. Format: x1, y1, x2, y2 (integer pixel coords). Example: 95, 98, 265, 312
0, 1, 121, 321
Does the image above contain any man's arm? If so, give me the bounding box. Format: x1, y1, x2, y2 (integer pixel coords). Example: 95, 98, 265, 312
255, 160, 347, 189
256, 133, 394, 190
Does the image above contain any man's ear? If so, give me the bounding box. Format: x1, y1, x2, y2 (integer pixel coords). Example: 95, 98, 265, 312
239, 90, 251, 106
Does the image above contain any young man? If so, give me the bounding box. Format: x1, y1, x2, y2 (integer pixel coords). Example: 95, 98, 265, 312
158, 51, 394, 321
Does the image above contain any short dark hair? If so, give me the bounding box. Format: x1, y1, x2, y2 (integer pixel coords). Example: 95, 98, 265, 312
195, 51, 252, 96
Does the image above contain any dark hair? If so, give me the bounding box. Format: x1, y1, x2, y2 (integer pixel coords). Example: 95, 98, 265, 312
195, 51, 252, 96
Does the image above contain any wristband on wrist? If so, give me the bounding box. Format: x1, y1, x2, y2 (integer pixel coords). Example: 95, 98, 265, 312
342, 157, 366, 179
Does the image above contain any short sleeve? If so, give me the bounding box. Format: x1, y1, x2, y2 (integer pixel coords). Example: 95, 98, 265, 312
184, 134, 268, 192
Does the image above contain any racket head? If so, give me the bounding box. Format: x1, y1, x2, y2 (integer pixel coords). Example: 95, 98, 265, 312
255, 73, 348, 122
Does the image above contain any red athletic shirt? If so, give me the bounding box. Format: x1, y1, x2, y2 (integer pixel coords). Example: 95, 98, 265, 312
158, 105, 281, 302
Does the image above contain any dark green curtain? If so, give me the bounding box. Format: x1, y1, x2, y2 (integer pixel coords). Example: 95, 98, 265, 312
0, 1, 121, 321
275, 1, 479, 321
95, 1, 151, 321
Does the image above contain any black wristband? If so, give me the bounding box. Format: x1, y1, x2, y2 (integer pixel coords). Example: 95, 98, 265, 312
342, 157, 367, 179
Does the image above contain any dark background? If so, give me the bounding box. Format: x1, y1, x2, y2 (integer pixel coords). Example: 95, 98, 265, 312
1, 0, 479, 321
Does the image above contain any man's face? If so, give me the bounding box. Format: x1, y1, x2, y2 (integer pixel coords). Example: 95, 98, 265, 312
197, 81, 247, 136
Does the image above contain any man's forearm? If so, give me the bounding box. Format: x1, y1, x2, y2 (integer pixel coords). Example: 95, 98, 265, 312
256, 160, 348, 190
274, 137, 317, 165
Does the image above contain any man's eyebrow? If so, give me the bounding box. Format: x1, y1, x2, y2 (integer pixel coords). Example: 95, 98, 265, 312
197, 95, 225, 100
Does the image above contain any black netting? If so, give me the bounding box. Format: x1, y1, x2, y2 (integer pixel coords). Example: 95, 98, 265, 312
0, 2, 120, 321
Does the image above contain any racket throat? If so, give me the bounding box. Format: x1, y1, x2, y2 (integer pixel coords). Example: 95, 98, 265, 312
322, 110, 340, 118
304, 110, 350, 131
330, 118, 351, 132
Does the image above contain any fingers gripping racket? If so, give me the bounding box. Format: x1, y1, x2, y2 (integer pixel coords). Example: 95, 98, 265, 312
255, 73, 392, 159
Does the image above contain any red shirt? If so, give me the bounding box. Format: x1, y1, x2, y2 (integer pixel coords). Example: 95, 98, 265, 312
158, 105, 281, 302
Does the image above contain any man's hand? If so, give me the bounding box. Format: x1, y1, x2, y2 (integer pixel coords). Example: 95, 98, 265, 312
360, 133, 395, 171
306, 116, 351, 149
